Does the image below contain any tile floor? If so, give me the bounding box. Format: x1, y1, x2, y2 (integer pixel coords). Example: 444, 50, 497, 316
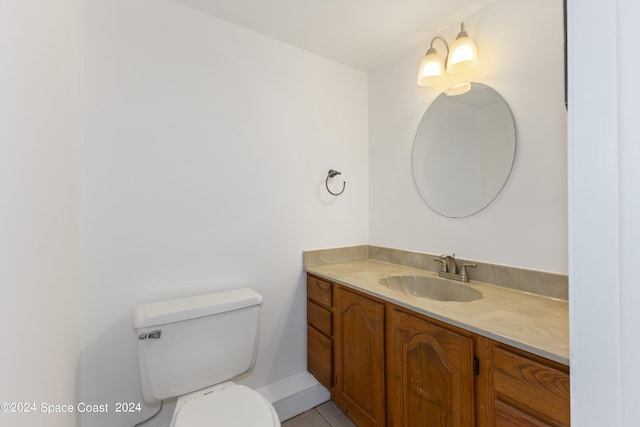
282, 400, 355, 427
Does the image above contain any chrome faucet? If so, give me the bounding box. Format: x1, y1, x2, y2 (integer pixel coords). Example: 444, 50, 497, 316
433, 253, 477, 283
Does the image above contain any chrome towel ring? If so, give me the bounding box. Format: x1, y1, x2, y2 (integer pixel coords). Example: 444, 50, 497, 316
325, 169, 346, 196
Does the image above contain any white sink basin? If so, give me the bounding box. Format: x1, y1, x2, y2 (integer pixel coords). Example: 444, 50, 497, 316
380, 274, 482, 302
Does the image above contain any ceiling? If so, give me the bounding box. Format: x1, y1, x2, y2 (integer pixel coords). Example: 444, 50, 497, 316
172, 0, 497, 71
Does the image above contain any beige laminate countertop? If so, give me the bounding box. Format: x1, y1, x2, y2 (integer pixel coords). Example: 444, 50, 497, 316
305, 259, 569, 366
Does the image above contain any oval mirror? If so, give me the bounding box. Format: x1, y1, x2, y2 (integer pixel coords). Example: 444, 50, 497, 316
412, 82, 516, 217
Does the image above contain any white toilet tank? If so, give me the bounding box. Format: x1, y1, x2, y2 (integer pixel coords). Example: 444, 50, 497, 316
134, 288, 263, 403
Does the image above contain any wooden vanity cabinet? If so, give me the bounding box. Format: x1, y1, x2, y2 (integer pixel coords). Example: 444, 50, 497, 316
305, 274, 570, 427
334, 286, 386, 427
306, 275, 386, 426
387, 307, 475, 427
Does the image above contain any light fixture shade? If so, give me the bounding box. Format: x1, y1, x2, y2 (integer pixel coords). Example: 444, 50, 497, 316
447, 27, 478, 74
417, 48, 445, 87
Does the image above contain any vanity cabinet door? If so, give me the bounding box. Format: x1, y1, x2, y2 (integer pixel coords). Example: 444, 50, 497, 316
334, 286, 385, 427
387, 308, 475, 427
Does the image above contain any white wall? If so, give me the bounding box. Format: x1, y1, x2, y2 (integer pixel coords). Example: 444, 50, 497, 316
0, 1, 82, 426
369, 0, 567, 273
81, 0, 368, 425
569, 0, 640, 425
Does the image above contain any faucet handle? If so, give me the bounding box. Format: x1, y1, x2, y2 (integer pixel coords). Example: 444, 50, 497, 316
460, 263, 477, 282
433, 257, 448, 273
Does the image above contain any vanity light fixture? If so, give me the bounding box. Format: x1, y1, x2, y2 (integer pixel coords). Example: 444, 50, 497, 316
416, 22, 479, 88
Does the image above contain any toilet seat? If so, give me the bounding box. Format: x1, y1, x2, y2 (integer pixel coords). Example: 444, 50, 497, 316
171, 382, 280, 427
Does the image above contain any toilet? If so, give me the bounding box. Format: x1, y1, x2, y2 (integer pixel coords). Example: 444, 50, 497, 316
134, 288, 281, 427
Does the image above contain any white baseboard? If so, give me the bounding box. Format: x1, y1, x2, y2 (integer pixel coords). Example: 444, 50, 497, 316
256, 371, 331, 422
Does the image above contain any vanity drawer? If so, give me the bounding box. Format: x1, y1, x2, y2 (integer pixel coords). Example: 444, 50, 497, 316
307, 275, 332, 308
494, 399, 551, 427
493, 346, 570, 426
307, 325, 333, 389
308, 301, 332, 336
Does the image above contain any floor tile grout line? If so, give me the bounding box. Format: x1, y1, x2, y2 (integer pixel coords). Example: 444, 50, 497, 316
316, 407, 334, 426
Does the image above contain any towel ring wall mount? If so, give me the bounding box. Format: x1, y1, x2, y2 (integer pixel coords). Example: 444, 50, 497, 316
325, 169, 346, 196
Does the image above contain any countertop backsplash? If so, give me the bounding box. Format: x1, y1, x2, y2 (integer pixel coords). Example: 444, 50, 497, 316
304, 245, 568, 301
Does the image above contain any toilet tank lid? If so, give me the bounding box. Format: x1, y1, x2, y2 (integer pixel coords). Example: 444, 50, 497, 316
134, 288, 262, 329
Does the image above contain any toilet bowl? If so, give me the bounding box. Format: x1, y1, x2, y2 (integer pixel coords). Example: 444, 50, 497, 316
134, 288, 281, 427
171, 382, 279, 427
